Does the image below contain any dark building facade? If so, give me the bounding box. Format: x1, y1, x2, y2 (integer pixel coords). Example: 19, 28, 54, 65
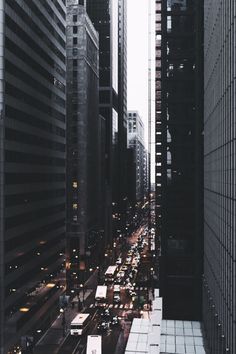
87, 0, 119, 247
114, 0, 128, 235
155, 0, 203, 320
66, 2, 100, 289
203, 1, 236, 353
0, 1, 66, 352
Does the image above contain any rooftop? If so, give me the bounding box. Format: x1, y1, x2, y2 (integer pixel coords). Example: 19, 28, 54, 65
125, 289, 207, 354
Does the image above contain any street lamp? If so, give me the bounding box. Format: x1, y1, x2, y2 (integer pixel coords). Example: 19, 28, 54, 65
60, 308, 66, 336
79, 283, 84, 304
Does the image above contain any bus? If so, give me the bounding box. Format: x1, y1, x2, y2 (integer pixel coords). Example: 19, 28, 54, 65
70, 313, 90, 335
105, 265, 118, 283
95, 285, 107, 306
86, 335, 102, 354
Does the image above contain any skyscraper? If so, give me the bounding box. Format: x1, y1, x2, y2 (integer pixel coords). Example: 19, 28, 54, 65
115, 0, 128, 234
155, 0, 203, 320
87, 0, 119, 246
127, 111, 146, 202
66, 2, 100, 289
203, 1, 236, 353
0, 1, 66, 352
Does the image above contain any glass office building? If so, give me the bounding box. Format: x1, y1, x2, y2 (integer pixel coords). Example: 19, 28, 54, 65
203, 1, 236, 353
0, 1, 66, 351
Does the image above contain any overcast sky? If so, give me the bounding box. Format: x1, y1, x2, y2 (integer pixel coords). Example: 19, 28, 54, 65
127, 0, 149, 143
127, 0, 155, 182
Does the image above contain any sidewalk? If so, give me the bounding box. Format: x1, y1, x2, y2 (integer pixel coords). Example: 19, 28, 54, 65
34, 289, 92, 354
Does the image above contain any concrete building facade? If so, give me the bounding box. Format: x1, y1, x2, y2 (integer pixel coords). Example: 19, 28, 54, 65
66, 2, 100, 288
0, 1, 66, 352
127, 111, 146, 202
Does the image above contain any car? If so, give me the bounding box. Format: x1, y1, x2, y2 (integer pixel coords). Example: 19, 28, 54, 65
121, 265, 128, 271
130, 291, 137, 297
117, 271, 125, 278
97, 321, 109, 332
116, 258, 122, 265
113, 294, 121, 304
125, 283, 134, 292
110, 316, 119, 327
114, 277, 122, 284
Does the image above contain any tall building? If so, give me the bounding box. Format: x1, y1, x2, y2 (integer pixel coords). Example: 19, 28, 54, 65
115, 0, 128, 234
203, 1, 236, 353
0, 1, 66, 352
66, 2, 100, 289
127, 111, 146, 202
155, 0, 203, 320
87, 0, 119, 246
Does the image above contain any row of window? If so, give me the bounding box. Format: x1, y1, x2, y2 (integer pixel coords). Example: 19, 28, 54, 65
5, 188, 65, 207
5, 150, 64, 169
5, 128, 65, 153
5, 234, 64, 275
5, 37, 66, 84
5, 219, 65, 252
5, 203, 65, 229
21, 0, 65, 45
6, 82, 65, 123
6, 60, 65, 108
38, 0, 66, 32
6, 105, 65, 137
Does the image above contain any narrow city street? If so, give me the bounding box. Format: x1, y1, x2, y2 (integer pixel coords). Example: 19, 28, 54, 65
34, 219, 156, 354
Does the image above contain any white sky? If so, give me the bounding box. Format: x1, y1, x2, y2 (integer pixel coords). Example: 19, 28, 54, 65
127, 0, 155, 183
127, 0, 149, 144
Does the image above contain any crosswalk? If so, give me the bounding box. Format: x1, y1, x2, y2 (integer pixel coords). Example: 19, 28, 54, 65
89, 303, 134, 309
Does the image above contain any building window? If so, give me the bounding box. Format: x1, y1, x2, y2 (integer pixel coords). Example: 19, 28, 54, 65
73, 215, 78, 222
73, 26, 77, 34
73, 181, 78, 188
73, 59, 77, 67
73, 37, 78, 45
73, 15, 77, 22
73, 203, 78, 210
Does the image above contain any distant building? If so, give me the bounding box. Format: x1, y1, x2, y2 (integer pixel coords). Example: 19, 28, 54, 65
126, 148, 136, 207
155, 0, 203, 320
66, 2, 100, 287
203, 1, 236, 353
0, 1, 66, 352
127, 111, 147, 202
